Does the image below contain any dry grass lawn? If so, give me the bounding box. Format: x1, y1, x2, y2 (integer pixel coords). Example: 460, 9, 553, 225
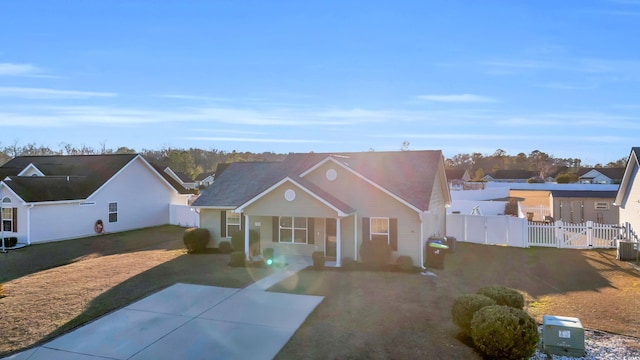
1, 227, 639, 358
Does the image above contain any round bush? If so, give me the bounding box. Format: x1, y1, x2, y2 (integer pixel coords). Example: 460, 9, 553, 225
396, 256, 414, 272
471, 305, 539, 360
360, 239, 391, 267
183, 228, 210, 254
477, 285, 525, 309
341, 257, 357, 270
229, 251, 246, 267
231, 229, 260, 254
451, 294, 497, 335
218, 241, 231, 254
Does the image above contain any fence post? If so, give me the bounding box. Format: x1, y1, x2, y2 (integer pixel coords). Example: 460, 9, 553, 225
587, 221, 593, 247
555, 220, 563, 248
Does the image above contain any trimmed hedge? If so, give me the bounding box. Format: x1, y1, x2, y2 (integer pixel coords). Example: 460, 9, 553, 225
183, 228, 210, 254
470, 305, 539, 360
477, 285, 525, 309
451, 294, 497, 335
360, 239, 391, 267
230, 229, 260, 255
229, 251, 246, 267
396, 256, 414, 272
312, 251, 325, 269
218, 241, 231, 254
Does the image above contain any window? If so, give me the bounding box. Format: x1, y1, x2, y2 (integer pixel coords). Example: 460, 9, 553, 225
594, 202, 610, 210
370, 217, 389, 243
226, 211, 241, 236
108, 202, 118, 223
279, 216, 308, 244
1, 197, 14, 232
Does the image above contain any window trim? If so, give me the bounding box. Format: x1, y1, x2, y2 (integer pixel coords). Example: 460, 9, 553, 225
594, 202, 610, 210
278, 216, 308, 244
226, 211, 241, 237
2, 207, 13, 232
370, 217, 390, 244
108, 202, 118, 223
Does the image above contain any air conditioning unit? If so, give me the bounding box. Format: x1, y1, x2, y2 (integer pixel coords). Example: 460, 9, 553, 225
617, 241, 638, 261
542, 315, 585, 357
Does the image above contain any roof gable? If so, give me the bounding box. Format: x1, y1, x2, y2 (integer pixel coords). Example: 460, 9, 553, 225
193, 150, 448, 212
615, 147, 640, 205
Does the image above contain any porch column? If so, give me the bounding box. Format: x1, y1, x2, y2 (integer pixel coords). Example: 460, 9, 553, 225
244, 214, 250, 260
336, 217, 341, 267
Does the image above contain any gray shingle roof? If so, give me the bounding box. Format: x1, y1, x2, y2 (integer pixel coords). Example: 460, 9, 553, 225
0, 154, 190, 202
193, 150, 444, 212
550, 190, 617, 198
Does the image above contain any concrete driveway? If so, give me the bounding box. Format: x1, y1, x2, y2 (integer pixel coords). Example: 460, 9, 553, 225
4, 258, 322, 360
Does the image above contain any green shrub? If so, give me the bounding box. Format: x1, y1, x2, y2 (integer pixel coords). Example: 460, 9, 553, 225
396, 256, 414, 272
477, 285, 525, 309
229, 251, 246, 267
471, 305, 539, 360
341, 257, 357, 270
312, 251, 325, 269
360, 239, 391, 267
183, 228, 210, 254
218, 241, 231, 254
451, 294, 497, 335
231, 229, 260, 255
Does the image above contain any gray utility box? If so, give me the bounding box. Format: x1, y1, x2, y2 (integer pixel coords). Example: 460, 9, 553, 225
617, 241, 638, 261
542, 315, 585, 357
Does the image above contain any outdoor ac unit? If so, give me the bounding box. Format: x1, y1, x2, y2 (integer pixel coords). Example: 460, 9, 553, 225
617, 241, 638, 261
542, 315, 585, 357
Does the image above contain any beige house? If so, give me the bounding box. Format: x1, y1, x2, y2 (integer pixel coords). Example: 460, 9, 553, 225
192, 151, 451, 267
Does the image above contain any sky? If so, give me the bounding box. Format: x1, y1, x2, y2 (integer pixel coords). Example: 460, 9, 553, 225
1, 1, 639, 165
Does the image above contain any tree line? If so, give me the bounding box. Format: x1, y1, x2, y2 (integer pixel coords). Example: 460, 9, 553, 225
0, 142, 627, 181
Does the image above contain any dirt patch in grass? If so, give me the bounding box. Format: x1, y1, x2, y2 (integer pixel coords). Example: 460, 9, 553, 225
0, 226, 273, 357
272, 243, 640, 359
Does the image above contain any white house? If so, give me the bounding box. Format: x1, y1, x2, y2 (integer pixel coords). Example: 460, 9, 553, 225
164, 167, 198, 189
0, 154, 191, 246
615, 147, 640, 239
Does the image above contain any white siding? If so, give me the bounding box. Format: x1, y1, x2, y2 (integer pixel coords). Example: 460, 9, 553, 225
0, 184, 27, 244
620, 164, 640, 230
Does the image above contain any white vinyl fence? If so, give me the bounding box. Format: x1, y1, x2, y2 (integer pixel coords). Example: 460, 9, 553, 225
446, 214, 635, 249
169, 205, 199, 228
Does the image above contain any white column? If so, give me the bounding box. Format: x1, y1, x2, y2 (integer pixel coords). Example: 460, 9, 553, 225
336, 217, 342, 267
244, 214, 250, 260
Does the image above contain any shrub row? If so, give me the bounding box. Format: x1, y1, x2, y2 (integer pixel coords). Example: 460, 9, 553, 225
451, 286, 537, 360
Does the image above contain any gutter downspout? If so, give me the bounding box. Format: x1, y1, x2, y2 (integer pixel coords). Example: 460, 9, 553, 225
244, 214, 250, 261
354, 212, 358, 262
27, 204, 34, 245
420, 211, 425, 269
336, 217, 341, 267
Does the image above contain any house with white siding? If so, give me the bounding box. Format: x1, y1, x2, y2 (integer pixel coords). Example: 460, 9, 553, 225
0, 154, 191, 247
615, 147, 640, 237
192, 150, 451, 267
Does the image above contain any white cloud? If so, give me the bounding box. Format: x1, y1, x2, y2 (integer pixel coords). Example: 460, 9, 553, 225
416, 94, 497, 103
0, 87, 117, 99
0, 63, 43, 76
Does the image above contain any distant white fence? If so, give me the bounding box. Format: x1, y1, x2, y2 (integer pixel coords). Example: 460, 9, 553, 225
169, 205, 199, 228
446, 214, 634, 249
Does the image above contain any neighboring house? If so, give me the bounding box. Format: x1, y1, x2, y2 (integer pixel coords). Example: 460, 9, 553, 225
195, 172, 215, 188
615, 147, 640, 235
0, 154, 191, 245
578, 168, 625, 184
192, 151, 451, 267
550, 190, 619, 224
483, 169, 538, 183
164, 167, 198, 189
445, 169, 472, 190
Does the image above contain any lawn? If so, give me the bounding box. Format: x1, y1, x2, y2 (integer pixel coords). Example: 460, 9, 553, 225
1, 227, 639, 358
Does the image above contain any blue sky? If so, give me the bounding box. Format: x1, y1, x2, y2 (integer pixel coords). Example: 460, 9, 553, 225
1, 1, 639, 165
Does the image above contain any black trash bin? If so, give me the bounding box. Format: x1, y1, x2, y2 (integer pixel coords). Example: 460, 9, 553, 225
424, 237, 448, 269
444, 236, 456, 254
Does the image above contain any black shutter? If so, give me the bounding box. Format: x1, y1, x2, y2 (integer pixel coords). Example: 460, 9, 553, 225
308, 218, 314, 244
362, 217, 370, 242
241, 214, 245, 231
220, 211, 227, 238
389, 218, 398, 251
12, 208, 17, 232
272, 216, 279, 242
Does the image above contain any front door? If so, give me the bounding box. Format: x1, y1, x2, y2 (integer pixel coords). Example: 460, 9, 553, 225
325, 218, 337, 258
